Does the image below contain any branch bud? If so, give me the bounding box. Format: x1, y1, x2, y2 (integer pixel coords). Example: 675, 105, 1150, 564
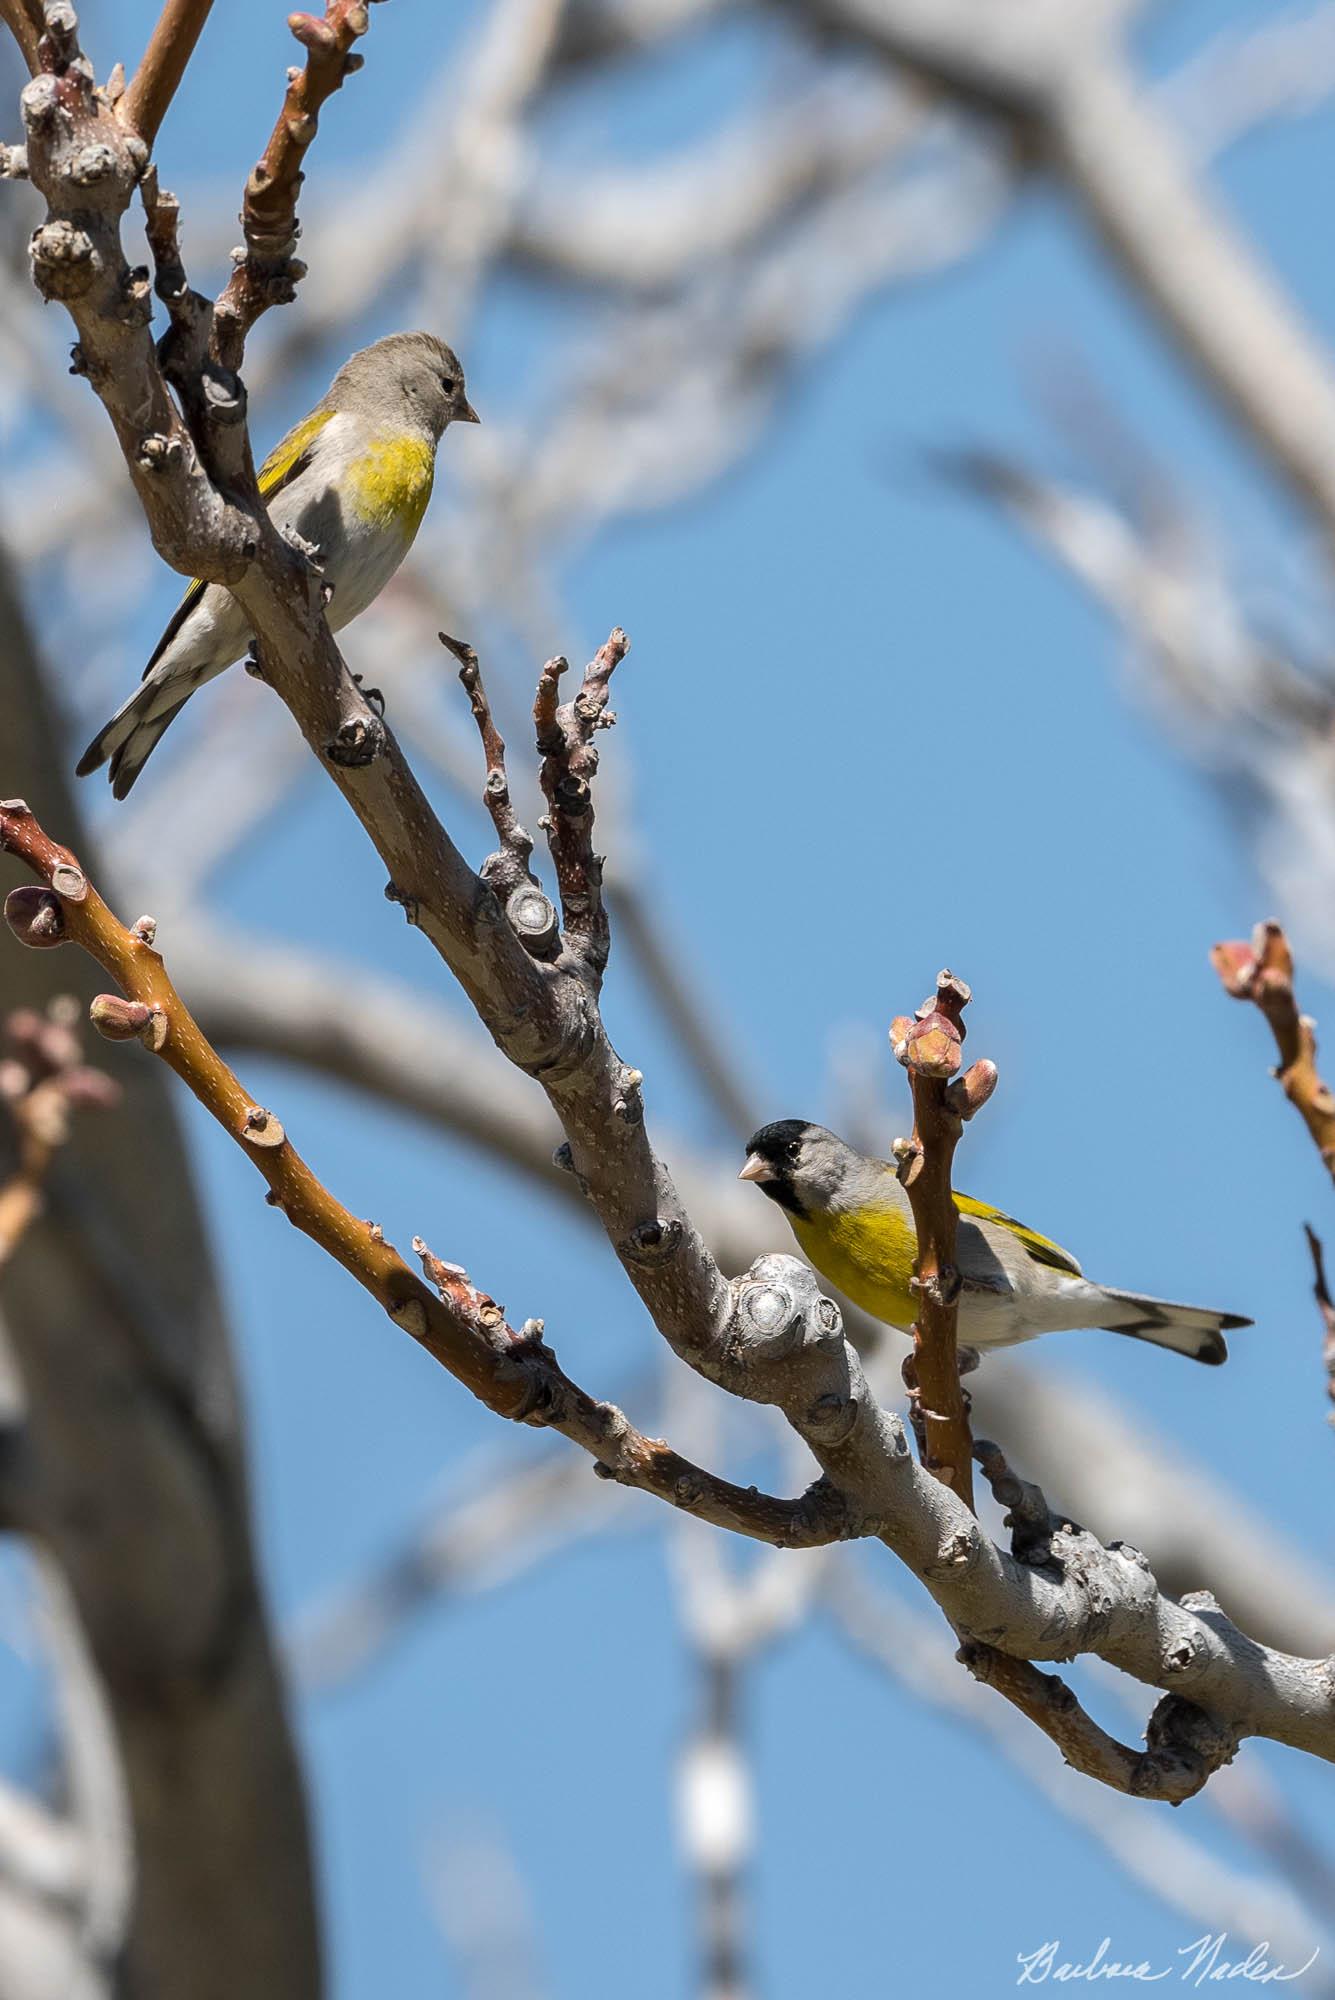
241, 1105, 286, 1149
896, 1010, 962, 1080
30, 220, 97, 301
945, 1058, 998, 1121
288, 12, 337, 53
89, 993, 152, 1040
5, 887, 65, 948
1211, 920, 1293, 1001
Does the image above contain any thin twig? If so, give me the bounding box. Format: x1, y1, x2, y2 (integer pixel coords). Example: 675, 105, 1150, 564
956, 1647, 1236, 1803
1303, 1225, 1335, 1429
0, 0, 43, 75
889, 970, 996, 1509
441, 632, 541, 908
118, 0, 216, 148
211, 0, 380, 368
534, 628, 629, 979
1212, 922, 1335, 1183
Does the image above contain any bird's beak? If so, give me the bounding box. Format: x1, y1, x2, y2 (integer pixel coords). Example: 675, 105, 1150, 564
738, 1153, 775, 1184
458, 400, 481, 425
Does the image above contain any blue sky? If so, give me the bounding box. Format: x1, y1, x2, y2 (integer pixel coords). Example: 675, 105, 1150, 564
6, 1, 1335, 1994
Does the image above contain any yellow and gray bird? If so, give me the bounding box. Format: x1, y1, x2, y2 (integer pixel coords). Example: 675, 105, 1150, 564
77, 330, 479, 797
739, 1120, 1249, 1363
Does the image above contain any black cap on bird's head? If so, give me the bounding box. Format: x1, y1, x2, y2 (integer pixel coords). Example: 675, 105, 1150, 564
739, 1120, 821, 1216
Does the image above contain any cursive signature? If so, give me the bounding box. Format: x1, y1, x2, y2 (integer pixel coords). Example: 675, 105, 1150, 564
1016, 1935, 1321, 1987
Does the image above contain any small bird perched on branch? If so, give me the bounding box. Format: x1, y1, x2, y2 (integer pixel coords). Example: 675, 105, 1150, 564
740, 1121, 1249, 1363
77, 331, 479, 797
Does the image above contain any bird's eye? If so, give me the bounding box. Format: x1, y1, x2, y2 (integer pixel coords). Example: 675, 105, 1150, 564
440, 376, 456, 395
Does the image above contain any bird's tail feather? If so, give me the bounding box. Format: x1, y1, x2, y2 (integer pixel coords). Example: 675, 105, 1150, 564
76, 684, 189, 798
1093, 1286, 1250, 1366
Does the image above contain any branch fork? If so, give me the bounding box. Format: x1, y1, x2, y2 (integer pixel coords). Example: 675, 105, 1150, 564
534, 628, 629, 981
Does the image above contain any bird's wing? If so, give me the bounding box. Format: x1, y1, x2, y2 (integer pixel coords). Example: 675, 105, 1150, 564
141, 407, 337, 679
953, 1192, 1083, 1277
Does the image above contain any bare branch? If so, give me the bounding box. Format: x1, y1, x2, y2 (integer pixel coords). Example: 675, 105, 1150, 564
7, 802, 1335, 1781
1304, 1225, 1335, 1429
170, 918, 1335, 1661
118, 0, 215, 149
826, 1564, 1334, 1972
890, 971, 995, 1508
0, 800, 847, 1551
442, 631, 543, 916
211, 0, 378, 368
0, 0, 42, 76
534, 628, 628, 979
961, 1436, 1238, 1799
956, 1646, 1236, 1803
1212, 921, 1335, 1183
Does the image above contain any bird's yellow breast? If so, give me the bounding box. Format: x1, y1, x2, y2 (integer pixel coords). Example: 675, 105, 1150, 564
791, 1202, 919, 1328
344, 433, 436, 538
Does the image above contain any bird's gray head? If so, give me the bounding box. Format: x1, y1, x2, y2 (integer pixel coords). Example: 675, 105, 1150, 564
329, 331, 479, 441
739, 1120, 865, 1219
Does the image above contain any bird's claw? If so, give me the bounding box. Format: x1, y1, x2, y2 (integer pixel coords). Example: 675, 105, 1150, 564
281, 524, 324, 572
352, 673, 385, 718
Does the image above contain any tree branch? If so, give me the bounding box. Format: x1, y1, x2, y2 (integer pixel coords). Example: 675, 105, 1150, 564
441, 631, 548, 928
0, 799, 847, 1552
118, 0, 215, 149
0, 0, 42, 76
533, 628, 628, 981
956, 1646, 1237, 1803
1212, 921, 1335, 1183
889, 971, 995, 1508
172, 914, 1335, 1658
5, 803, 1334, 1780
11, 0, 1335, 1801
211, 0, 379, 369
1304, 1225, 1335, 1430
962, 1441, 1237, 1802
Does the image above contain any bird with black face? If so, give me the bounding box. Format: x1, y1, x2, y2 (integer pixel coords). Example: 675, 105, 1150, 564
739, 1120, 1249, 1363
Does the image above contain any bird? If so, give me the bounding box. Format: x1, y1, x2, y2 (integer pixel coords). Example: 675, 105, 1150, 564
739, 1120, 1249, 1364
77, 330, 479, 797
